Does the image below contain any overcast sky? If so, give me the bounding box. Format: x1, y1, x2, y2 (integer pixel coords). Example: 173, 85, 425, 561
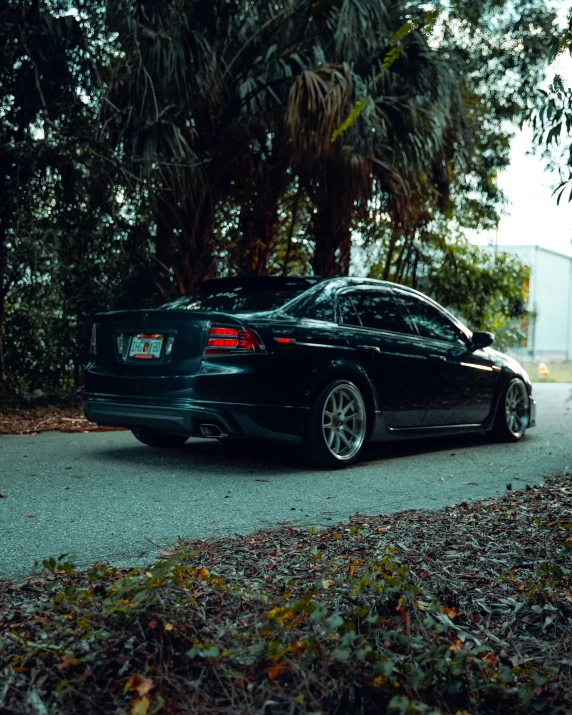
471, 42, 572, 258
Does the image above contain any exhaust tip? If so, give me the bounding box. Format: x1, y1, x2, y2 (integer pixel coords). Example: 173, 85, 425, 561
200, 423, 227, 438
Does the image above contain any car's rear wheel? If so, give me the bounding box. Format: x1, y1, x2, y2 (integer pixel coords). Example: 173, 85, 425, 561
300, 379, 368, 468
492, 378, 530, 442
131, 428, 189, 448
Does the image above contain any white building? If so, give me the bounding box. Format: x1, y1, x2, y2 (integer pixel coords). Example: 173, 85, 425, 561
485, 245, 572, 361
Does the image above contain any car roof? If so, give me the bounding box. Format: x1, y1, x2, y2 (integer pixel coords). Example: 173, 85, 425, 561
199, 276, 328, 292
200, 275, 420, 291
200, 275, 435, 305
199, 276, 442, 307
309, 276, 427, 296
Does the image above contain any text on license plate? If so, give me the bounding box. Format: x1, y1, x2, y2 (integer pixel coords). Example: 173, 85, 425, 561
129, 334, 164, 359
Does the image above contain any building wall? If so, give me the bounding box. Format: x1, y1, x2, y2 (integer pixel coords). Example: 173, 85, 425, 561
482, 245, 572, 360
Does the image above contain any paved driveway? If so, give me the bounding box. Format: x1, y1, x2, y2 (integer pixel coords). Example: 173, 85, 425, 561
1, 383, 570, 579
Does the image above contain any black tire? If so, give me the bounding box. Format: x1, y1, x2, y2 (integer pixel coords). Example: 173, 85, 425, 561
492, 377, 531, 442
131, 428, 189, 448
300, 379, 368, 469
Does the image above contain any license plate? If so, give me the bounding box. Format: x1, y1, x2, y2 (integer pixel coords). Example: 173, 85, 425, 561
129, 334, 164, 359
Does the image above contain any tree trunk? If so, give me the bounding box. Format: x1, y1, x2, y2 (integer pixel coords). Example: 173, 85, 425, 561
237, 204, 278, 275
312, 223, 351, 276
307, 161, 356, 277
236, 157, 290, 276
282, 192, 300, 276
155, 182, 217, 298
382, 225, 400, 281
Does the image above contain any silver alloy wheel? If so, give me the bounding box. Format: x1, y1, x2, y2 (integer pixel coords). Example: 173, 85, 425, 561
504, 380, 530, 438
321, 382, 366, 461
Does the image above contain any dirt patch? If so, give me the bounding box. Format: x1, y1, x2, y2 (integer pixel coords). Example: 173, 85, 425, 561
0, 406, 125, 435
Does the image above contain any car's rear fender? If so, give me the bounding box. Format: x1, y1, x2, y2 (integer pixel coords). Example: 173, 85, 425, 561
301, 358, 379, 440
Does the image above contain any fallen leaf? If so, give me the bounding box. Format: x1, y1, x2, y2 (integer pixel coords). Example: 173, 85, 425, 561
198, 567, 209, 580
267, 662, 286, 680
130, 696, 150, 715
26, 513, 36, 518
125, 675, 154, 698
135, 678, 154, 698
290, 641, 306, 656
441, 605, 457, 619
482, 652, 498, 667
61, 486, 69, 491
57, 653, 78, 671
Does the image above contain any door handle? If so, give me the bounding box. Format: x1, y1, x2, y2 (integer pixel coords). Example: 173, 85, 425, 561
358, 345, 381, 354
428, 353, 447, 362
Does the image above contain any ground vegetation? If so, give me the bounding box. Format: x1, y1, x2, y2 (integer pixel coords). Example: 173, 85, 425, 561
0, 472, 570, 713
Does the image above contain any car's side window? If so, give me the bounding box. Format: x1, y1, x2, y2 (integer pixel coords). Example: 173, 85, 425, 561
337, 294, 362, 327
396, 291, 463, 344
340, 289, 412, 334
287, 285, 336, 322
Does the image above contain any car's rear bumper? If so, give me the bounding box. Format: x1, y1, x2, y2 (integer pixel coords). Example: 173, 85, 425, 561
83, 393, 306, 444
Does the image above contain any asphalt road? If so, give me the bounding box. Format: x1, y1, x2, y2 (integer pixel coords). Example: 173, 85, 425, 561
1, 383, 571, 579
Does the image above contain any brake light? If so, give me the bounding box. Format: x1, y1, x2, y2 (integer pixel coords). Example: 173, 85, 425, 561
205, 326, 262, 355
207, 327, 240, 351
238, 330, 261, 350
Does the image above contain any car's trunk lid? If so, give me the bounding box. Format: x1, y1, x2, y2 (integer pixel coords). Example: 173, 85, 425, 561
94, 309, 246, 375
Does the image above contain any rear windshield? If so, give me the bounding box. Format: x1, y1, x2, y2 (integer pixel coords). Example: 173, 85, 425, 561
163, 280, 318, 314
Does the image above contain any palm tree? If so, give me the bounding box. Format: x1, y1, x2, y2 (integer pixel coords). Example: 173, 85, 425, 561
284, 0, 471, 276
100, 0, 314, 291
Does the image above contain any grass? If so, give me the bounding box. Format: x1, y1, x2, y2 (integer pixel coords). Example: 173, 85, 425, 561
520, 361, 572, 383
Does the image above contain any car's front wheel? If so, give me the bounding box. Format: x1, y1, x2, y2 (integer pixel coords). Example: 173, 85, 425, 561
301, 379, 368, 468
131, 428, 189, 448
492, 378, 531, 442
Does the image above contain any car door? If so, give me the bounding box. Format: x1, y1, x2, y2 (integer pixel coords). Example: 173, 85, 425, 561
394, 289, 499, 426
336, 286, 431, 427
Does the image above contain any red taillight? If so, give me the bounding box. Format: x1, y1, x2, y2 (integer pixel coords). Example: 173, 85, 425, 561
238, 329, 260, 350
205, 326, 262, 355
207, 327, 240, 351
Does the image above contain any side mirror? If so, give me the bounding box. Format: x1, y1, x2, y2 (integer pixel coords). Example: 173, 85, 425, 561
470, 331, 494, 350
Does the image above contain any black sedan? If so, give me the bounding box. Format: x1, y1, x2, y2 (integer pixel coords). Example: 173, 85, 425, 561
83, 276, 536, 468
